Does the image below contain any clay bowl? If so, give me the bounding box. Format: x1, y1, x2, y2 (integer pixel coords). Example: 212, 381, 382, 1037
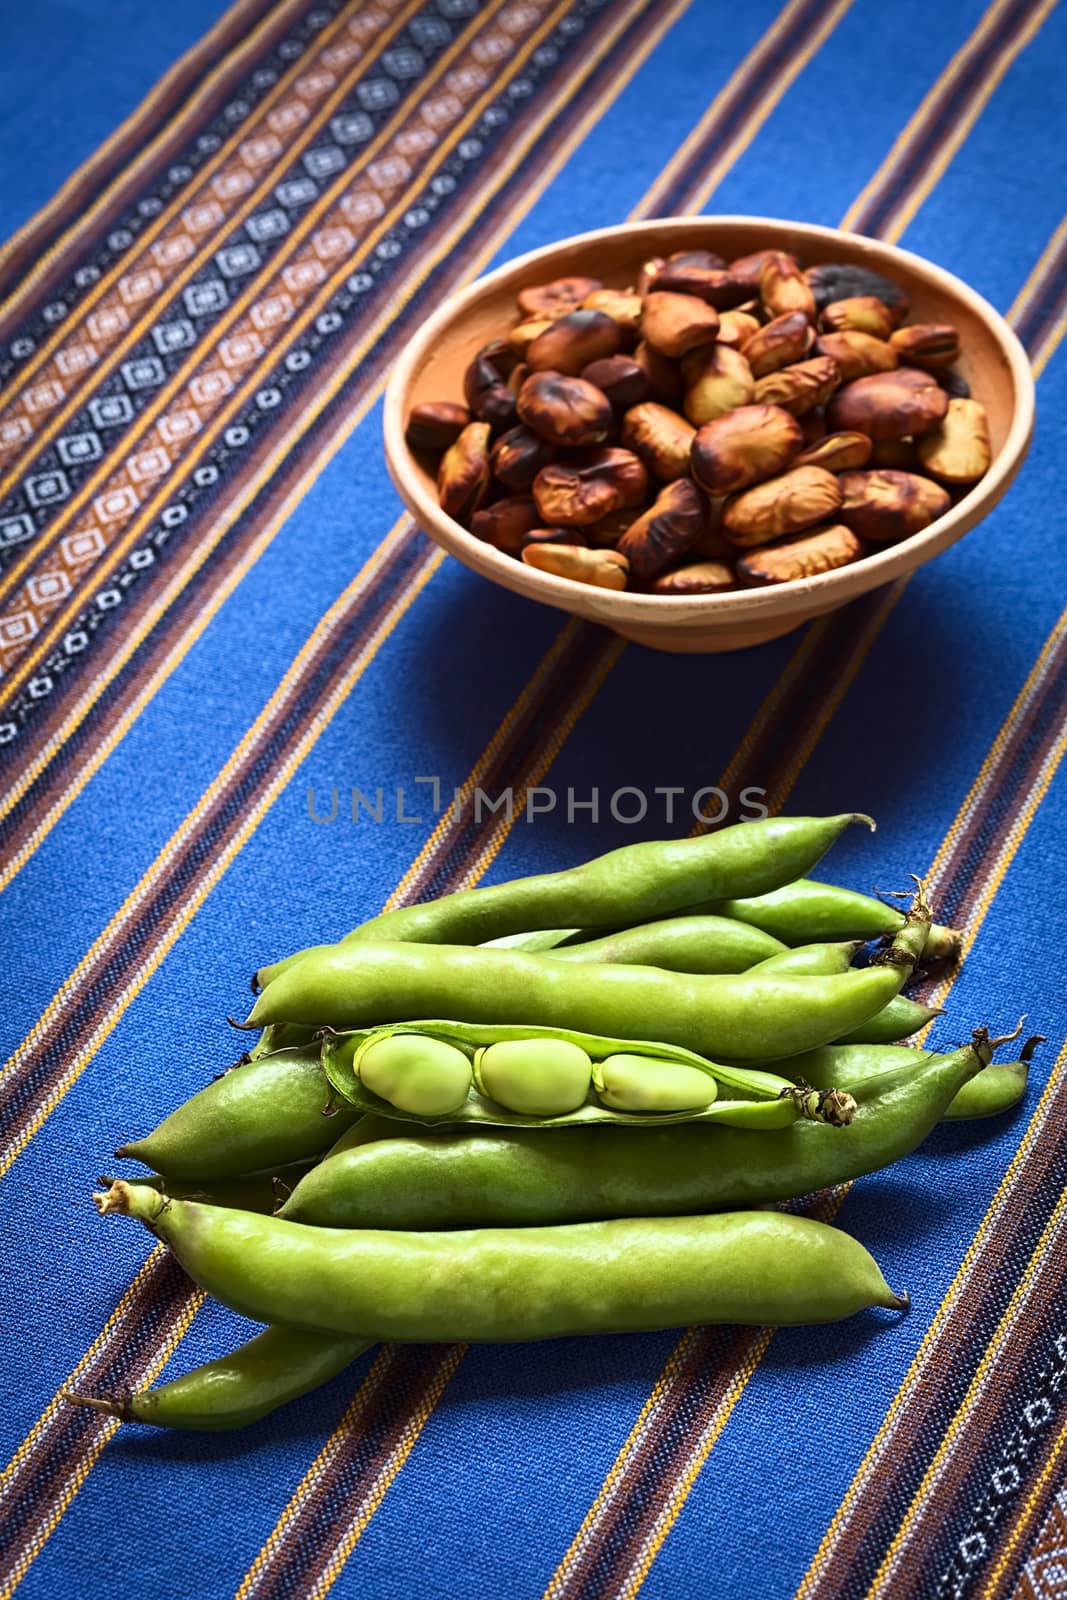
383, 217, 1033, 653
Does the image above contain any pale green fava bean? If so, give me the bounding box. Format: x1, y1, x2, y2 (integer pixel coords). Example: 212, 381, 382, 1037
356, 1034, 472, 1117
96, 1184, 908, 1338
473, 1039, 592, 1116
593, 1054, 718, 1112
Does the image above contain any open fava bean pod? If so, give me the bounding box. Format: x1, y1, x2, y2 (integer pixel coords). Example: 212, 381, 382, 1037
319, 1020, 857, 1130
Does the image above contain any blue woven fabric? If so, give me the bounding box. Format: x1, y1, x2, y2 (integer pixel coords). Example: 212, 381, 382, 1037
1, 0, 1065, 1596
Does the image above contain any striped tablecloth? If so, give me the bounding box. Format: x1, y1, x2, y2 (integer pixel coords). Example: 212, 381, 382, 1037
1, 1, 1065, 1595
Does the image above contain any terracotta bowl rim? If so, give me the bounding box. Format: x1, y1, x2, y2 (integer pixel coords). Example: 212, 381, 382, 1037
383, 214, 1034, 623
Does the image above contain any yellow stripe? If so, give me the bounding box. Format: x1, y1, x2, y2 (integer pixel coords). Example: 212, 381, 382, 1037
1006, 213, 1067, 325
840, 0, 1019, 234
683, 0, 856, 213
1032, 295, 1067, 376
883, 0, 1059, 245
0, 0, 686, 879
0, 0, 281, 300
794, 1046, 1067, 1598
0, 0, 469, 575
0, 0, 562, 701
977, 1395, 1067, 1599
865, 1161, 1067, 1599
235, 1345, 466, 1600
0, 0, 332, 399
634, 0, 824, 217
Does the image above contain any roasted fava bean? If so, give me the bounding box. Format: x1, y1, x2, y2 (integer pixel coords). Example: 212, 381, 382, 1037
805, 262, 909, 322
737, 522, 863, 585
582, 288, 643, 339
820, 296, 896, 339
652, 559, 736, 595
664, 247, 728, 273
582, 507, 642, 548
463, 339, 521, 429
521, 542, 629, 589
794, 431, 873, 472
754, 355, 840, 416
533, 447, 649, 527
438, 422, 491, 523
868, 438, 919, 469
509, 317, 553, 357
581, 355, 650, 412
652, 263, 751, 309
826, 367, 948, 439
636, 255, 666, 294
723, 465, 842, 546
813, 330, 898, 383
490, 424, 556, 492
690, 403, 804, 494
526, 309, 623, 375
742, 311, 813, 377
641, 291, 721, 358
633, 340, 685, 405
760, 252, 817, 321
616, 478, 707, 580
837, 469, 951, 542
517, 371, 613, 447
471, 495, 540, 552
717, 309, 762, 348
522, 526, 590, 549
517, 275, 603, 318
621, 401, 695, 480
729, 248, 781, 287
406, 401, 471, 455
682, 343, 755, 424
889, 323, 960, 370
915, 398, 992, 484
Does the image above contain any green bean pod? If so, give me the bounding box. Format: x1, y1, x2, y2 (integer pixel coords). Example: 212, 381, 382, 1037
245, 906, 928, 1063
97, 1164, 314, 1213
836, 994, 941, 1044
66, 1326, 370, 1431
710, 878, 959, 960
115, 1050, 364, 1181
280, 1030, 994, 1230
547, 915, 787, 973
749, 941, 862, 976
777, 1034, 1042, 1122
255, 815, 871, 986
322, 1021, 846, 1132
96, 1187, 908, 1339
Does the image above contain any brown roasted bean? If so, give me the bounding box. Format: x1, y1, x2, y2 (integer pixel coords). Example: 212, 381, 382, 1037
490, 425, 557, 492
868, 438, 919, 468
741, 311, 813, 377
582, 289, 644, 339
641, 291, 720, 357
517, 371, 613, 447
651, 264, 751, 309
759, 252, 817, 321
621, 402, 695, 480
507, 362, 529, 396
665, 247, 728, 273
837, 469, 951, 542
616, 479, 708, 580
532, 448, 649, 527
470, 495, 540, 553
405, 401, 470, 455
826, 367, 948, 439
737, 523, 863, 585
517, 276, 603, 318
521, 543, 629, 590
636, 256, 666, 294
728, 248, 780, 287
805, 262, 909, 322
581, 355, 650, 412
753, 355, 841, 416
526, 309, 623, 375
722, 465, 842, 547
682, 343, 755, 424
916, 398, 992, 484
717, 310, 762, 348
582, 507, 642, 548
813, 331, 898, 383
633, 341, 685, 405
652, 560, 736, 595
820, 296, 896, 339
464, 342, 520, 430
690, 404, 804, 494
509, 318, 553, 357
437, 422, 491, 523
794, 431, 873, 472
889, 323, 960, 370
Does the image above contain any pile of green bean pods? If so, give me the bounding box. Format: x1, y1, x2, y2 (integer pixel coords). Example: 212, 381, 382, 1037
75, 814, 1043, 1434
